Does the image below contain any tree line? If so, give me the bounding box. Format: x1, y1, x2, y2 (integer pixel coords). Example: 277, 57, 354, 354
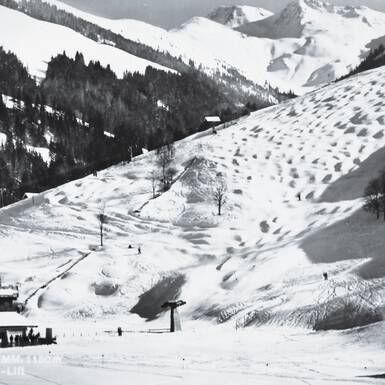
336, 44, 385, 82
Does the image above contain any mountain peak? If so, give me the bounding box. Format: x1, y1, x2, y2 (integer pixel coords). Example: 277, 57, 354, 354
295, 0, 362, 17
237, 0, 377, 39
207, 5, 273, 28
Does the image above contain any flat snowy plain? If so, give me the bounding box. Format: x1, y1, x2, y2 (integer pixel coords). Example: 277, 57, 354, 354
1, 324, 385, 384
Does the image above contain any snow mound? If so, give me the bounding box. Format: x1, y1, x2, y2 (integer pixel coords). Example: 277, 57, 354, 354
92, 280, 119, 296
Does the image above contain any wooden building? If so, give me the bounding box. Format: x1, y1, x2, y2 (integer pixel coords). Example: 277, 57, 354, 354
0, 312, 38, 347
203, 116, 221, 134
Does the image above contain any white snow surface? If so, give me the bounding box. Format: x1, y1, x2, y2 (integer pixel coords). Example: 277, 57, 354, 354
0, 133, 6, 146
23, 0, 385, 94
26, 145, 51, 164
0, 5, 175, 80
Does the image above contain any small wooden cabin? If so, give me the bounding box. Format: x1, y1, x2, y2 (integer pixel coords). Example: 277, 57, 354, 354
203, 116, 221, 133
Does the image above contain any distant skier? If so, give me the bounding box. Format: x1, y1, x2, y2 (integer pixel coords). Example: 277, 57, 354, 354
138, 246, 141, 255
323, 272, 328, 281
296, 192, 301, 201
117, 327, 122, 337
128, 244, 133, 249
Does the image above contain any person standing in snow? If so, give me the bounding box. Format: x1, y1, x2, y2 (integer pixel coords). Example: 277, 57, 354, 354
138, 246, 141, 255
296, 192, 301, 201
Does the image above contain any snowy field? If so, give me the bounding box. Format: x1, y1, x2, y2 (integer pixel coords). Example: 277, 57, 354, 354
2, 58, 385, 382
1, 324, 385, 384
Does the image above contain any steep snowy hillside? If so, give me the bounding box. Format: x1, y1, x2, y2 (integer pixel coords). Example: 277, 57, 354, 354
2, 64, 385, 334
35, 0, 385, 94
0, 5, 174, 80
207, 5, 273, 28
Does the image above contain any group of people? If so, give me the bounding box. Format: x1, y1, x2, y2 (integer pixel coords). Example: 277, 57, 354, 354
6, 328, 40, 347
128, 244, 141, 254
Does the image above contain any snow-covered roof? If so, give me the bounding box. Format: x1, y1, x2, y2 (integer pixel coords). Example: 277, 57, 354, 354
0, 289, 17, 298
0, 312, 37, 328
23, 193, 39, 198
205, 116, 221, 122
104, 131, 115, 139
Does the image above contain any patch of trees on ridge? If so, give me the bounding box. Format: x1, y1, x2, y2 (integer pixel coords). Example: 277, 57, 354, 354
0, 49, 121, 206
42, 50, 259, 148
1, 0, 187, 73
337, 44, 385, 82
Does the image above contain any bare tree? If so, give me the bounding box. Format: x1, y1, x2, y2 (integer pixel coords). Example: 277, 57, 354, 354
150, 170, 159, 198
212, 178, 227, 216
379, 171, 385, 221
156, 143, 176, 191
364, 178, 381, 220
164, 166, 178, 189
96, 210, 107, 246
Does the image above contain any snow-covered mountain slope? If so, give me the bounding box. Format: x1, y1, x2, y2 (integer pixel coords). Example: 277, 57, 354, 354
207, 5, 273, 28
31, 0, 385, 94
0, 5, 174, 80
236, 0, 385, 89
2, 65, 385, 332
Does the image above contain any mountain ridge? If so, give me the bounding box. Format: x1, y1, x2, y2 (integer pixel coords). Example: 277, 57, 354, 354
207, 5, 273, 28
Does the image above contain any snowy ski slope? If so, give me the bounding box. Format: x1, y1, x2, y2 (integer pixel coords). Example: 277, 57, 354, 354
2, 51, 385, 385
1, 65, 385, 328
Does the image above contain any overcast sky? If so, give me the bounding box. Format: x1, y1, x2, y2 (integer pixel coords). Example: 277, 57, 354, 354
61, 0, 385, 29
